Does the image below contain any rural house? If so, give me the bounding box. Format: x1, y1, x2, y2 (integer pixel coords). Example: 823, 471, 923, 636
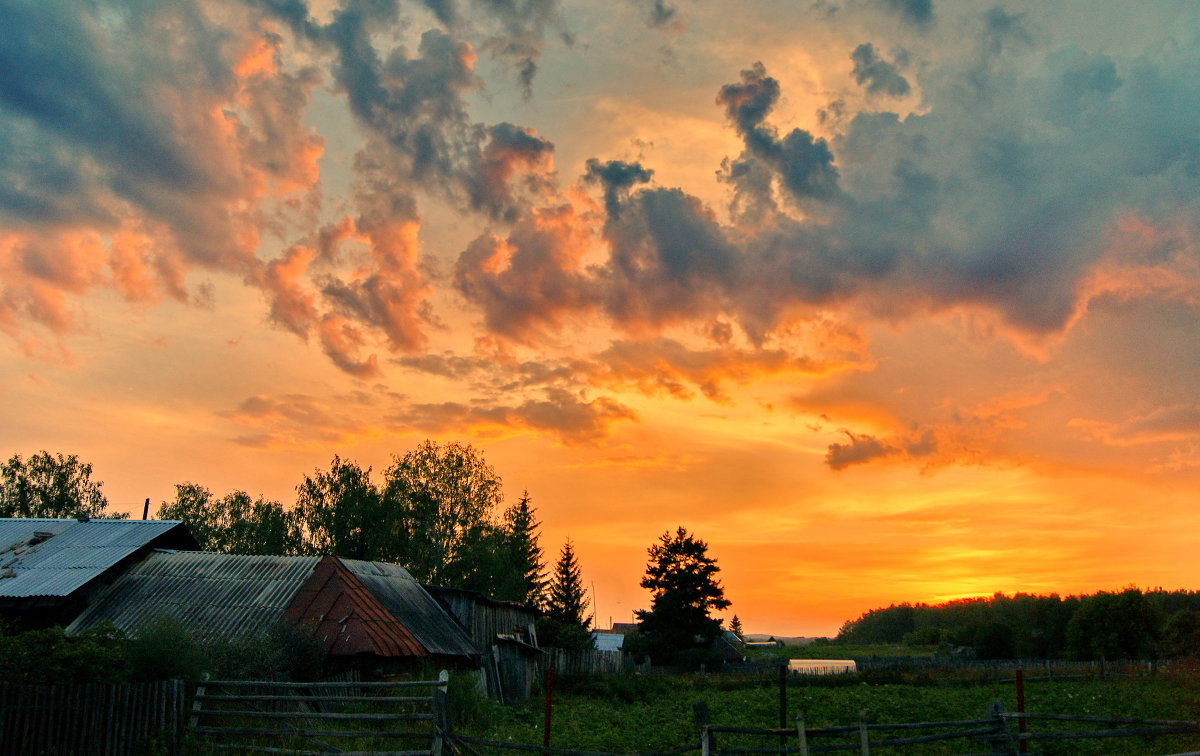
0, 517, 198, 630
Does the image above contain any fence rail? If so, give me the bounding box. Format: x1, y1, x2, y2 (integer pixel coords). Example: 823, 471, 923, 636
451, 698, 1200, 756
187, 672, 449, 756
0, 678, 185, 756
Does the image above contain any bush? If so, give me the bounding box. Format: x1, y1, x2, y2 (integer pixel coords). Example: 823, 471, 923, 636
202, 623, 326, 681
126, 612, 207, 683
0, 624, 128, 684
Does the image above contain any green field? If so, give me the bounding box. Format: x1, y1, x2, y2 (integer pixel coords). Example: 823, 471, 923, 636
459, 671, 1200, 756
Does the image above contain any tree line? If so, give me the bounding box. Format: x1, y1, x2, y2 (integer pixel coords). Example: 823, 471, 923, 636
1, 448, 738, 666
836, 587, 1200, 660
1, 445, 595, 652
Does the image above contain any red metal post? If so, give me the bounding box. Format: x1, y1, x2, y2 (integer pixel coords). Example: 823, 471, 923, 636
543, 668, 555, 749
1015, 668, 1027, 753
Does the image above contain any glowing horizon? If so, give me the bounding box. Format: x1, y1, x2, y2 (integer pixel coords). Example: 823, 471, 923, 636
3, 0, 1200, 636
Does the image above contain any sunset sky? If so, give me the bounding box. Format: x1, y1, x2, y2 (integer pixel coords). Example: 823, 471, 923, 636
3, 0, 1200, 636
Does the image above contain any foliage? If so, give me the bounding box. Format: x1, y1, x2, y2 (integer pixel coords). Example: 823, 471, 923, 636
157, 484, 302, 555
496, 492, 546, 607
125, 612, 208, 683
204, 623, 327, 681
295, 455, 384, 560
0, 624, 128, 683
539, 539, 594, 650
1065, 588, 1164, 660
162, 441, 545, 601
836, 589, 1192, 661
635, 527, 730, 667
125, 613, 325, 682
0, 451, 123, 520
466, 672, 1200, 756
1163, 610, 1200, 658
380, 440, 505, 587
728, 615, 744, 640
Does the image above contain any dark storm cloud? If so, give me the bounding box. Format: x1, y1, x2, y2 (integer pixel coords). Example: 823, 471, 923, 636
461, 19, 1200, 354
584, 159, 655, 218
850, 44, 911, 97
881, 0, 933, 26
825, 432, 897, 470
647, 0, 678, 29
0, 0, 306, 272
601, 188, 740, 330
716, 63, 840, 202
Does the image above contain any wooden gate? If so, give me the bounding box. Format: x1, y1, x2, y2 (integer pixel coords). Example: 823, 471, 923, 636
187, 672, 449, 755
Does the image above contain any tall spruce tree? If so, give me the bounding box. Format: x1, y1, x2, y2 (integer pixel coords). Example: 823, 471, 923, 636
729, 614, 744, 640
539, 539, 594, 650
500, 492, 546, 608
635, 526, 730, 666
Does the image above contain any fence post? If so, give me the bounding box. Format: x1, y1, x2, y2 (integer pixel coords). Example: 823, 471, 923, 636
858, 709, 869, 756
778, 664, 788, 756
433, 670, 451, 756
694, 701, 714, 756
543, 667, 555, 750
1014, 669, 1027, 754
795, 712, 809, 756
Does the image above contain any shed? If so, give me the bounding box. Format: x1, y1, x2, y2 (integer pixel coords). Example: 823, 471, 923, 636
0, 517, 198, 630
67, 552, 477, 670
425, 585, 541, 702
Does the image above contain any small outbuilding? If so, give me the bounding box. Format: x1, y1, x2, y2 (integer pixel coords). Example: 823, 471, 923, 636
425, 585, 541, 703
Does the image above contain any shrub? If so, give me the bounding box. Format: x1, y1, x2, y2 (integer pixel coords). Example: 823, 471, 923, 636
126, 612, 208, 684
0, 623, 128, 684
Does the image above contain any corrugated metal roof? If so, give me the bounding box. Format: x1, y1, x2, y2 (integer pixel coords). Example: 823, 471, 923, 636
342, 560, 479, 658
286, 557, 427, 658
69, 552, 477, 660
0, 519, 195, 598
67, 551, 320, 640
0, 519, 73, 546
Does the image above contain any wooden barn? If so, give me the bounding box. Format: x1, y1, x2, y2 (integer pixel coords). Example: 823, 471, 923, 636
67, 551, 480, 671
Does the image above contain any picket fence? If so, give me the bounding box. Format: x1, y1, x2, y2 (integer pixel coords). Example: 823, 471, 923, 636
0, 679, 185, 756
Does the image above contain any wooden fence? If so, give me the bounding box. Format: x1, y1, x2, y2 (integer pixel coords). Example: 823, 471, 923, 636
446, 698, 1200, 756
0, 678, 185, 756
540, 648, 627, 676
186, 671, 449, 755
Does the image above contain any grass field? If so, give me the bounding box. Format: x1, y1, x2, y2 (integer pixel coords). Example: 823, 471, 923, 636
459, 670, 1200, 756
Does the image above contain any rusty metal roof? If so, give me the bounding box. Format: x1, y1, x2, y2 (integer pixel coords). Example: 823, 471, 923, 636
68, 552, 477, 660
341, 560, 479, 657
286, 557, 427, 658
0, 518, 197, 599
67, 551, 320, 640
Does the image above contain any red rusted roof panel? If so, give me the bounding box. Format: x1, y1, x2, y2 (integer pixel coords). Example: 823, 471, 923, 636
285, 556, 427, 658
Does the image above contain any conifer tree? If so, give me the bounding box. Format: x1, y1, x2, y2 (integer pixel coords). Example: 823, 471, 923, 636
635, 526, 730, 666
539, 539, 594, 650
501, 492, 546, 609
729, 614, 744, 640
